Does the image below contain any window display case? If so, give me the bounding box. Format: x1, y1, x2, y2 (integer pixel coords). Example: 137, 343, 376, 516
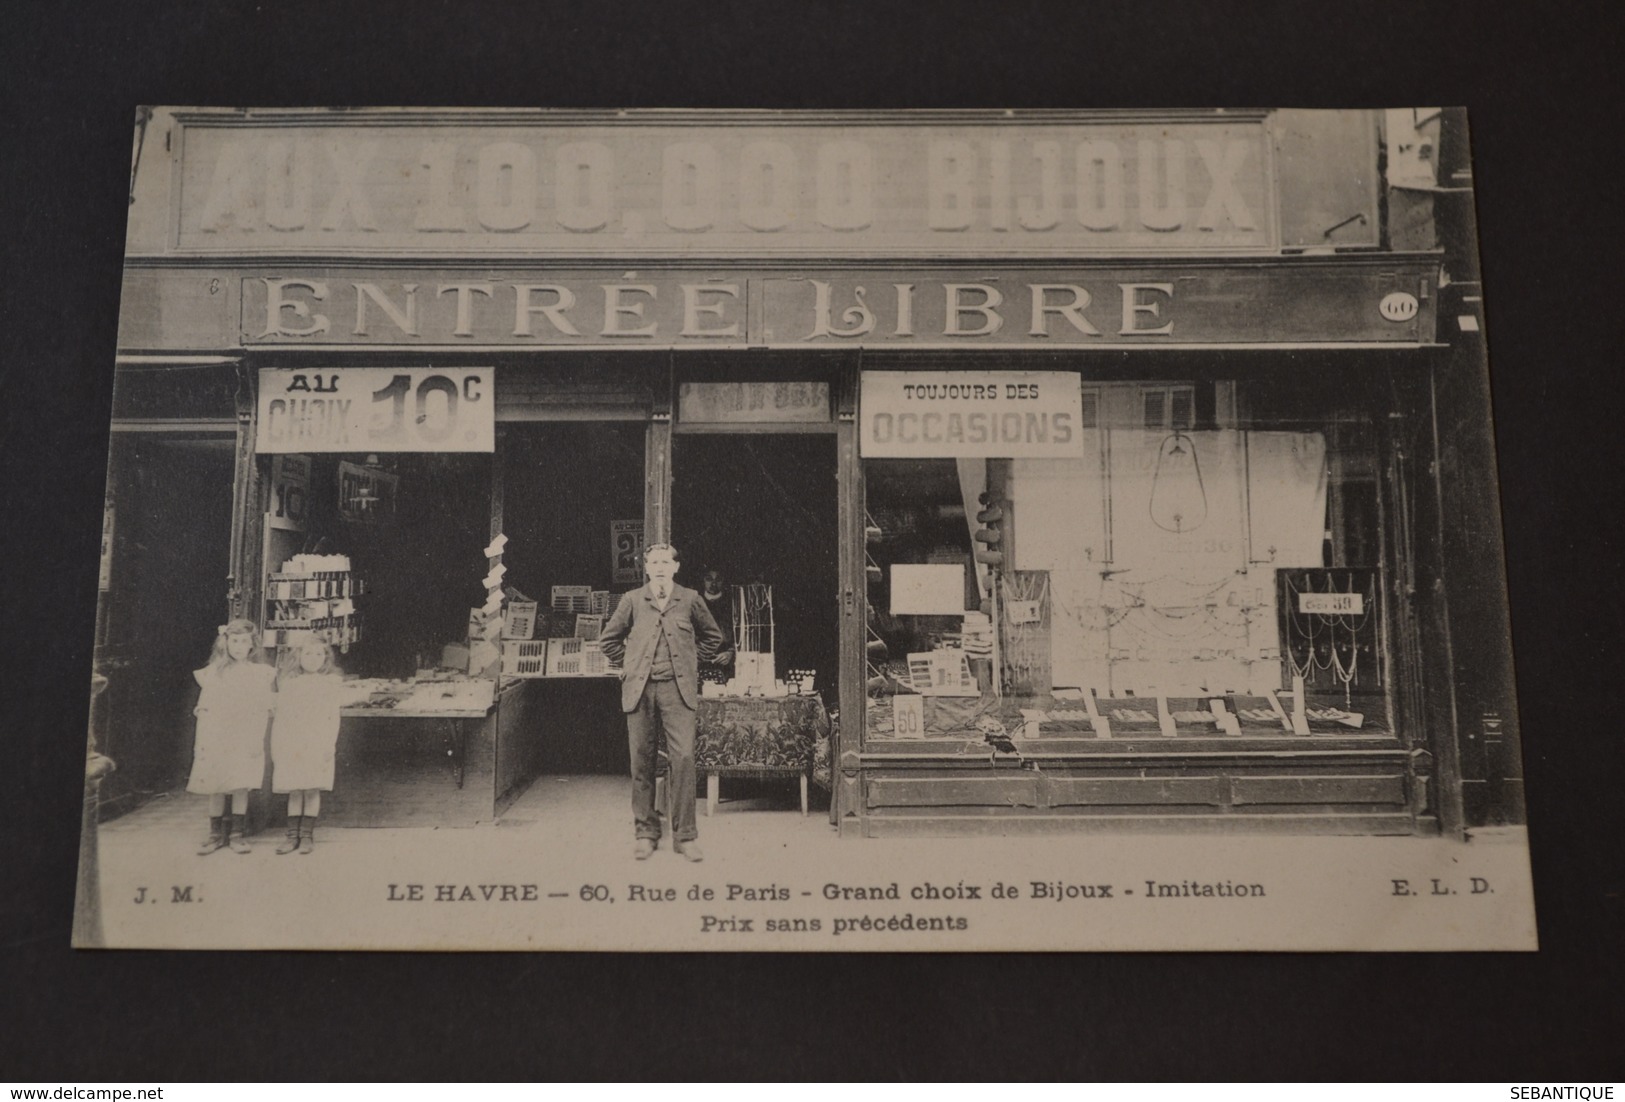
854, 373, 1422, 834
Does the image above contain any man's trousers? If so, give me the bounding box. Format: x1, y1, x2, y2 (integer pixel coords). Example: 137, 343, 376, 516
626, 678, 698, 843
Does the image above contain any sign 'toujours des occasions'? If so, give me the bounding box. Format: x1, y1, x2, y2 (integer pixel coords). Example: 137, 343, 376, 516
860, 371, 1084, 459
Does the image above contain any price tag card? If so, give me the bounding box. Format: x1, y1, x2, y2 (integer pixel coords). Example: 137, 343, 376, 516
892, 693, 926, 739
1298, 592, 1365, 615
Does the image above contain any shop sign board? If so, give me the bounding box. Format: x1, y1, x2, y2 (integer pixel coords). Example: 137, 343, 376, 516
168, 116, 1277, 257
677, 381, 830, 424
255, 367, 495, 453
860, 370, 1084, 459
230, 264, 1436, 348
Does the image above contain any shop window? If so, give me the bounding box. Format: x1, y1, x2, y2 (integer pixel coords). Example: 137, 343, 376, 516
863, 382, 1390, 743
1141, 385, 1196, 431
1095, 382, 1202, 430
1080, 387, 1100, 429
262, 452, 492, 679
864, 460, 984, 720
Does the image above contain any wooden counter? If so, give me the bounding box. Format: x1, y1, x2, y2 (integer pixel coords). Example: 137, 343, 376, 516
322, 678, 505, 828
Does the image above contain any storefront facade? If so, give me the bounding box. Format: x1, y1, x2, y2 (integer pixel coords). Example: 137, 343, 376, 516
101, 107, 1517, 836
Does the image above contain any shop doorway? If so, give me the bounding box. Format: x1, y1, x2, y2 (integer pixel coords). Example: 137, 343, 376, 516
500, 421, 649, 777
670, 433, 840, 705
96, 434, 237, 818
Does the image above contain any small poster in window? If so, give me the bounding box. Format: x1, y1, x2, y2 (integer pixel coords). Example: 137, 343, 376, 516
267, 455, 310, 532
612, 519, 645, 584
337, 461, 398, 525
891, 563, 968, 615
1005, 599, 1041, 624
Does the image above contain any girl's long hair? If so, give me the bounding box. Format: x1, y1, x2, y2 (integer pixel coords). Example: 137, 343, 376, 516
278, 639, 337, 681
206, 618, 270, 673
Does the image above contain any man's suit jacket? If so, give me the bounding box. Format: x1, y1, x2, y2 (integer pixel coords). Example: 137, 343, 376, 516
598, 583, 728, 713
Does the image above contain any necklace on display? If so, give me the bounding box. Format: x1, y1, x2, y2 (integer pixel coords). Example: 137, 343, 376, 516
1332, 640, 1358, 702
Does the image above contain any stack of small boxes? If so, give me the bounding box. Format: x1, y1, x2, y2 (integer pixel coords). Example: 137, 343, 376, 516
498, 587, 544, 678
264, 554, 364, 652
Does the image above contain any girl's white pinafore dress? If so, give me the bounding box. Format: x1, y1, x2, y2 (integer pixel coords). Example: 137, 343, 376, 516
270, 674, 349, 792
185, 662, 276, 794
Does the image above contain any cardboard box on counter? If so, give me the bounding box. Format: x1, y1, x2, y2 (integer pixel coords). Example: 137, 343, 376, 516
468, 639, 502, 678
503, 601, 538, 640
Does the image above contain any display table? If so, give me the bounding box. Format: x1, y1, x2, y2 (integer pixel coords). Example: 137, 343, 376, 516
339, 706, 492, 788
327, 676, 501, 826
695, 695, 830, 816
341, 675, 497, 786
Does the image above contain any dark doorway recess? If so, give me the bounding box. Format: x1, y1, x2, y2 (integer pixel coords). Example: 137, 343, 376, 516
672, 434, 840, 706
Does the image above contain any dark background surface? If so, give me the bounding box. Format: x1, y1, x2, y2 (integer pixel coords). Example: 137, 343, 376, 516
3, 0, 1621, 1081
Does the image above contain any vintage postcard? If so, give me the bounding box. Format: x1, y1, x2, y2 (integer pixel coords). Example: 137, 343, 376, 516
75, 107, 1535, 951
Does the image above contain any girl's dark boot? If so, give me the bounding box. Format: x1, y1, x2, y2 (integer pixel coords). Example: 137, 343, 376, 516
228, 813, 252, 854
196, 816, 226, 856
276, 816, 302, 855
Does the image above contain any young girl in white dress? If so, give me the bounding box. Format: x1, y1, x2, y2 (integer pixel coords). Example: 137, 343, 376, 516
270, 640, 366, 854
187, 619, 277, 855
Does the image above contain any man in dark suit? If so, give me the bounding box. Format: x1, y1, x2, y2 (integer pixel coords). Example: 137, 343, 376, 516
598, 543, 731, 861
